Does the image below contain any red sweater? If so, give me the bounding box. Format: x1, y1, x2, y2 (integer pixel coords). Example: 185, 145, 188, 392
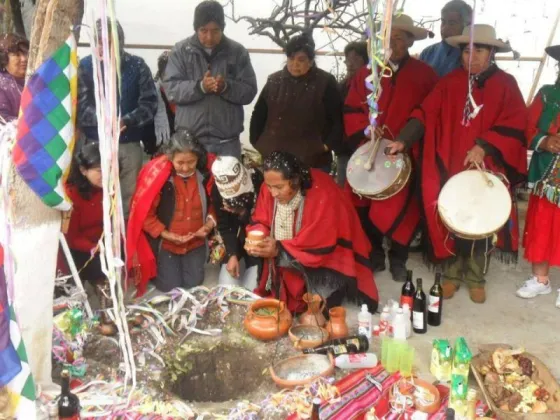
65, 184, 103, 253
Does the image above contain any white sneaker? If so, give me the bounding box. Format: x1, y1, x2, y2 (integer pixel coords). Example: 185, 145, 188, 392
556, 290, 560, 308
516, 276, 552, 299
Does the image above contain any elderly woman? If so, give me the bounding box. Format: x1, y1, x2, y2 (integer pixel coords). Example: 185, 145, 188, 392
211, 156, 263, 288
249, 35, 343, 171
388, 24, 527, 304
246, 151, 379, 313
0, 33, 29, 122
516, 45, 560, 308
127, 131, 216, 295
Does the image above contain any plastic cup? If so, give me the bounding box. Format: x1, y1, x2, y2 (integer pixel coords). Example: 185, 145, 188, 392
399, 344, 415, 376
381, 337, 391, 368
386, 340, 405, 373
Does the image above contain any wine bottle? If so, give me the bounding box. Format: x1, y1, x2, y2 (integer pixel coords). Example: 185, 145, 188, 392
401, 270, 415, 309
58, 370, 81, 420
311, 397, 321, 420
303, 335, 369, 355
445, 408, 456, 420
412, 278, 427, 334
428, 272, 443, 326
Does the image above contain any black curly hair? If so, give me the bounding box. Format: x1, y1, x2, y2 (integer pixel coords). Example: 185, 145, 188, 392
263, 151, 312, 195
285, 34, 316, 60
67, 143, 102, 199
165, 130, 208, 175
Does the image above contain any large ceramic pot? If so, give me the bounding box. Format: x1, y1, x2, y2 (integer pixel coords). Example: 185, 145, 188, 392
244, 298, 293, 341
298, 293, 327, 327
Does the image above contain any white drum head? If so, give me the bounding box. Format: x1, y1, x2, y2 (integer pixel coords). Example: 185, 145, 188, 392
438, 170, 512, 238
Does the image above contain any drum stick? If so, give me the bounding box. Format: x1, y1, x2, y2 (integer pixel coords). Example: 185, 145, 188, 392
474, 162, 493, 187
364, 133, 381, 171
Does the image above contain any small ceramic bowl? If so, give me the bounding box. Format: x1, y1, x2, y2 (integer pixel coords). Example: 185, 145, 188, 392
288, 325, 329, 350
270, 353, 334, 389
389, 378, 441, 415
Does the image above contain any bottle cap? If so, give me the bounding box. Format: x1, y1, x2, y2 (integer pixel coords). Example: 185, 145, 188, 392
312, 397, 322, 405
361, 304, 368, 312
373, 325, 380, 331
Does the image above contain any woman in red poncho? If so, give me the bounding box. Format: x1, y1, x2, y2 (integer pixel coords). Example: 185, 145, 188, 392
388, 24, 527, 304
246, 151, 379, 314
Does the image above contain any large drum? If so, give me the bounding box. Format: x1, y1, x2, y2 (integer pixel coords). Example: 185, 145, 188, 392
437, 169, 512, 240
346, 138, 411, 200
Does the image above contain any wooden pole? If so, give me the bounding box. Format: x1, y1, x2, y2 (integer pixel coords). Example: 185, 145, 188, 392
526, 9, 560, 105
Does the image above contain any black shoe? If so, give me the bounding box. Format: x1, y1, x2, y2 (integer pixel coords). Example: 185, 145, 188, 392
390, 261, 407, 282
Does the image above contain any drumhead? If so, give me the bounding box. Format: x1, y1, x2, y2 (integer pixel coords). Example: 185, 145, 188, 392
438, 170, 512, 238
347, 139, 407, 197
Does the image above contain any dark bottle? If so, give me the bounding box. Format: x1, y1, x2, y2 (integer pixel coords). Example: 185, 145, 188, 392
58, 370, 81, 420
445, 408, 455, 420
311, 397, 321, 420
400, 270, 416, 309
303, 335, 369, 356
428, 272, 443, 326
412, 278, 427, 334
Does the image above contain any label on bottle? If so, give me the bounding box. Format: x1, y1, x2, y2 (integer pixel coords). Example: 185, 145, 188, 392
412, 311, 425, 329
347, 338, 360, 348
332, 345, 347, 355
348, 353, 366, 363
358, 321, 371, 337
428, 295, 441, 313
400, 295, 413, 308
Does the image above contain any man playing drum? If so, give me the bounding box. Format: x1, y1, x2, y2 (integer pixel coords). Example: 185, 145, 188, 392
388, 24, 527, 303
344, 14, 438, 282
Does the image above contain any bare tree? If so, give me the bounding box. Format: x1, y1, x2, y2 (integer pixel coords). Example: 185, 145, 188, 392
223, 0, 369, 49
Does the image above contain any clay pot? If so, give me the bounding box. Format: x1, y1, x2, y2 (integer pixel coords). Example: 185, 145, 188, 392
326, 306, 348, 339
244, 299, 293, 341
298, 293, 327, 327
288, 325, 329, 350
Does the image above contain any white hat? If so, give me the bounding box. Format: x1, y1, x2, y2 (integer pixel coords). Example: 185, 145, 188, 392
391, 14, 429, 41
446, 24, 511, 53
211, 156, 254, 199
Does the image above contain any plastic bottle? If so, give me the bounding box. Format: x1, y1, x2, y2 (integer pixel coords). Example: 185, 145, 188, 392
357, 304, 372, 338
402, 303, 412, 338
334, 353, 378, 369
379, 306, 391, 336
392, 308, 408, 341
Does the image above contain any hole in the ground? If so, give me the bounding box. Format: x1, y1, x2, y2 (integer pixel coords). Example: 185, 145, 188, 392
170, 343, 268, 402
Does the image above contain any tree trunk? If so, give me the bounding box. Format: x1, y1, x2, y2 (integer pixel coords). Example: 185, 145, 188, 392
8, 0, 84, 389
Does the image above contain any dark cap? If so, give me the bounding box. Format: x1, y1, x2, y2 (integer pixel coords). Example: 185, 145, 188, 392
193, 1, 225, 31
546, 45, 560, 62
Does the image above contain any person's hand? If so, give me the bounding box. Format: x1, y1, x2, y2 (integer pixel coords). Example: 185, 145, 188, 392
464, 144, 486, 166
119, 120, 127, 132
374, 126, 385, 139
226, 255, 240, 278
214, 74, 226, 93
540, 135, 560, 154
193, 224, 212, 239
385, 140, 405, 155
161, 230, 191, 245
202, 70, 216, 93
250, 237, 278, 258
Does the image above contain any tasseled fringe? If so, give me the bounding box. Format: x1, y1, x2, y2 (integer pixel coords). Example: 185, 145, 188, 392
490, 249, 519, 267
533, 180, 560, 207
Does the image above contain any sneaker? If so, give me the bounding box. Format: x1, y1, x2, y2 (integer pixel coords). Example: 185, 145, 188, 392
556, 290, 560, 309
516, 276, 552, 299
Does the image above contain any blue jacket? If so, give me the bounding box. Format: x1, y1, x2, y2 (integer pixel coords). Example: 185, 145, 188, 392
419, 41, 462, 78
77, 52, 158, 143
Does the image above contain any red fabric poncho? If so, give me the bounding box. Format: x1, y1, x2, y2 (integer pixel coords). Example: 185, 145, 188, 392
248, 170, 379, 312
412, 67, 528, 261
126, 153, 217, 296
343, 58, 438, 245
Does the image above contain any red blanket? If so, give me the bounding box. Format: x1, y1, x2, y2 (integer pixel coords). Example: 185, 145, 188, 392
343, 59, 438, 245
249, 170, 379, 312
412, 67, 527, 261
126, 156, 173, 296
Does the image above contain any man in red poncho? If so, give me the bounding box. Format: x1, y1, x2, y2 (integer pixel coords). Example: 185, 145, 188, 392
388, 24, 527, 303
247, 151, 379, 314
344, 14, 438, 282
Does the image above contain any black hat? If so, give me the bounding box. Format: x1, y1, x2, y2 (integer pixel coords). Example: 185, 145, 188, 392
193, 1, 226, 31
546, 45, 560, 62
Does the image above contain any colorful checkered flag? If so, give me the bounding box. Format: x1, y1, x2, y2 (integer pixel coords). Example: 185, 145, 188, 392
12, 33, 78, 211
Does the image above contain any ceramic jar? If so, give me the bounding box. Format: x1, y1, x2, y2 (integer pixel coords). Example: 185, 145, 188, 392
298, 293, 327, 327
244, 298, 293, 340
326, 306, 348, 339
